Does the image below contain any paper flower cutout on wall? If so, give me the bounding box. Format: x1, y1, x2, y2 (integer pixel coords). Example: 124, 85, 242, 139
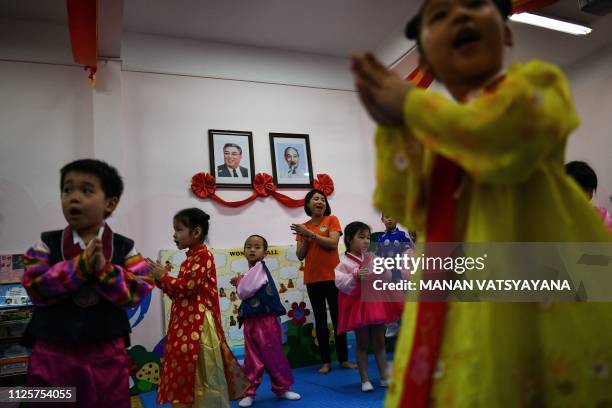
287, 301, 310, 325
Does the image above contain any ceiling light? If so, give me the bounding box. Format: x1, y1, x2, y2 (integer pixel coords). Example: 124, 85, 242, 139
510, 13, 592, 35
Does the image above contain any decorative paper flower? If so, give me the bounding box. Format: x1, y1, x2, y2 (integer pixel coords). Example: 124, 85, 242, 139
314, 174, 334, 196
253, 173, 276, 197
287, 301, 310, 325
191, 172, 216, 198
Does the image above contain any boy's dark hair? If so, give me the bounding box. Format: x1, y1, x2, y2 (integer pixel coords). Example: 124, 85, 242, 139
303, 189, 331, 216
245, 234, 269, 251
174, 208, 211, 242
61, 159, 124, 199
343, 221, 371, 252
565, 161, 597, 193
405, 0, 512, 42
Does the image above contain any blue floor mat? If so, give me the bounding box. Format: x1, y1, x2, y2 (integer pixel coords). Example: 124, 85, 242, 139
230, 353, 391, 408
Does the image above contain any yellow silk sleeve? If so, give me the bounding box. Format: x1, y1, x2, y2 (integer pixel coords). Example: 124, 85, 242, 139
373, 126, 431, 236
404, 60, 579, 184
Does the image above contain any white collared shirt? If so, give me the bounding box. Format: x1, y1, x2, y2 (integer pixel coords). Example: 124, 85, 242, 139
73, 226, 105, 250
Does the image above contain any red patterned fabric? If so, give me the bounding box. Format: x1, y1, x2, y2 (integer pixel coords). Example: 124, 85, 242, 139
157, 245, 249, 403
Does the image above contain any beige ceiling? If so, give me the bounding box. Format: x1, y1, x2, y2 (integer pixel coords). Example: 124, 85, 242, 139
1, 0, 610, 65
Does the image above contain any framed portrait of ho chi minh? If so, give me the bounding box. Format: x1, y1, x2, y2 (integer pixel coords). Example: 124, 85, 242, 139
269, 133, 314, 188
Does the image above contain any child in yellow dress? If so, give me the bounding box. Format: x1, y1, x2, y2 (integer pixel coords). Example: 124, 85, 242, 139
351, 0, 612, 406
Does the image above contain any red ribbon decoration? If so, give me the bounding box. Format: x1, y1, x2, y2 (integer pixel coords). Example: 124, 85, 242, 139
190, 172, 334, 208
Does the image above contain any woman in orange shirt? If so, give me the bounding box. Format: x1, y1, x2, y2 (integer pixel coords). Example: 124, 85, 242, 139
291, 189, 357, 374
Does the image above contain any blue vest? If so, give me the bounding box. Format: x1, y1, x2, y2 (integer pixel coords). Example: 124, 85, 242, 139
238, 262, 286, 328
23, 228, 133, 346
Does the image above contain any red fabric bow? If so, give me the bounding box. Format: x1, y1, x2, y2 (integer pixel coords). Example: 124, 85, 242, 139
253, 173, 277, 197
191, 172, 216, 199
313, 174, 334, 196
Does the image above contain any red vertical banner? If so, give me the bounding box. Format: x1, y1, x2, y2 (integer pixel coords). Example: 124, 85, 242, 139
66, 0, 98, 83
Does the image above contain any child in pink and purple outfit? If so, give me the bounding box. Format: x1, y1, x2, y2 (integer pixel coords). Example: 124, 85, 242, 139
237, 235, 301, 407
335, 221, 403, 393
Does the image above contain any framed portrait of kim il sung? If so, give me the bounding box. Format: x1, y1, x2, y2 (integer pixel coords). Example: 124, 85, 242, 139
269, 133, 314, 188
209, 129, 255, 188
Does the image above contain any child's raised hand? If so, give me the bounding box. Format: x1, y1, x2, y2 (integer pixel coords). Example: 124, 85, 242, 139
85, 238, 97, 266
92, 238, 107, 272
145, 258, 167, 281
86, 238, 106, 272
351, 52, 412, 127
358, 266, 369, 279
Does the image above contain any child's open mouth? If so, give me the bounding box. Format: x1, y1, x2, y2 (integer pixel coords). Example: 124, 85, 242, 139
69, 208, 82, 216
452, 28, 481, 49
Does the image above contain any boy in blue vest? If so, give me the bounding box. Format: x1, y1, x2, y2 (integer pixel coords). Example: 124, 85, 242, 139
378, 214, 415, 337
21, 158, 153, 407
237, 235, 301, 407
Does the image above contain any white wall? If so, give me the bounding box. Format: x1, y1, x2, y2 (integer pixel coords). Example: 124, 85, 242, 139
122, 32, 355, 90
0, 61, 93, 253
565, 42, 612, 210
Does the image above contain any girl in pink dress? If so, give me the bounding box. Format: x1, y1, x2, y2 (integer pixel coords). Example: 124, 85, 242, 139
334, 221, 403, 392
